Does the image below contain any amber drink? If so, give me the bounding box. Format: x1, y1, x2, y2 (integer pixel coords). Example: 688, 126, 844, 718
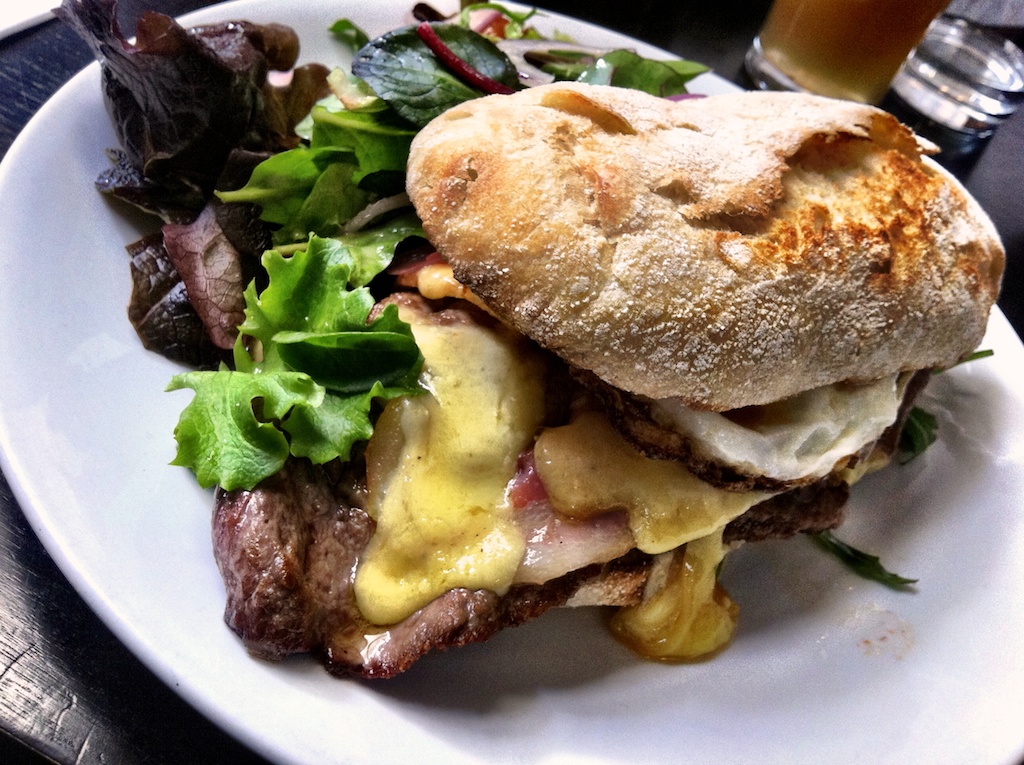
746, 0, 949, 104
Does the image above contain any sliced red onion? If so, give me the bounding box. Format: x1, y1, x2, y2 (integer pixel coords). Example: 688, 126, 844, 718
469, 10, 504, 34
415, 22, 515, 96
343, 192, 412, 234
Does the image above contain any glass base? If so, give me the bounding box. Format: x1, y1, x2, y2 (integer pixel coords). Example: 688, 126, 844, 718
744, 36, 809, 94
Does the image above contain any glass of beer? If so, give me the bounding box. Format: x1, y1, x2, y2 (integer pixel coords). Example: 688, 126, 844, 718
745, 0, 950, 104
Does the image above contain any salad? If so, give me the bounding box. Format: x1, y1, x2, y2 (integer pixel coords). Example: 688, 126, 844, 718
58, 0, 709, 492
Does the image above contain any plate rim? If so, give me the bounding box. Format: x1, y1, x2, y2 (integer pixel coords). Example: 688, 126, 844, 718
2, 2, 1024, 765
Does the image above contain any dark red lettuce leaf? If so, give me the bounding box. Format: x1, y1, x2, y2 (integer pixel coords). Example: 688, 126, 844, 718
162, 204, 249, 350
127, 233, 227, 369
56, 0, 329, 219
95, 148, 198, 224
212, 148, 276, 262
125, 148, 269, 360
158, 149, 270, 351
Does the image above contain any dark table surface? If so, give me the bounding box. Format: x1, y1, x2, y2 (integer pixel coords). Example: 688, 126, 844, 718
1, 1, 1022, 763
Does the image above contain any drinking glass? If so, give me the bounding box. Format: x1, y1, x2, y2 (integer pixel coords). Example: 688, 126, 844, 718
745, 0, 950, 104
888, 16, 1024, 163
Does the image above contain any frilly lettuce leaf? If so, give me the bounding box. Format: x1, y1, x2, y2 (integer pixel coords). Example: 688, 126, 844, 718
166, 369, 324, 490
284, 380, 396, 464
168, 231, 423, 490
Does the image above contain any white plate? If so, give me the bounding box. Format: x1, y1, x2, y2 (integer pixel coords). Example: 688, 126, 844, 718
0, 0, 55, 41
2, 1, 1023, 764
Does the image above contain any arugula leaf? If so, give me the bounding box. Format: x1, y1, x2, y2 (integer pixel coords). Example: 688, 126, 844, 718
940, 348, 994, 371
811, 530, 918, 589
168, 233, 423, 490
898, 406, 939, 464
572, 49, 708, 96
894, 349, 993, 464
351, 23, 521, 127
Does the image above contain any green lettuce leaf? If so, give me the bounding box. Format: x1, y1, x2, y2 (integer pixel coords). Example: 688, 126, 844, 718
309, 106, 416, 186
168, 232, 423, 490
284, 381, 398, 464
166, 369, 324, 490
216, 97, 415, 244
214, 144, 352, 228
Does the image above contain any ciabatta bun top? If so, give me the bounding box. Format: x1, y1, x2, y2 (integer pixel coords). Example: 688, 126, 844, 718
406, 84, 1004, 410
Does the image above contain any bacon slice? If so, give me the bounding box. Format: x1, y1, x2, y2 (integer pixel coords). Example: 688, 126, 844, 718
509, 451, 636, 585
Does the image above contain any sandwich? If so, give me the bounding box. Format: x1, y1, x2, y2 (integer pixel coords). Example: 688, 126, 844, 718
212, 83, 1004, 678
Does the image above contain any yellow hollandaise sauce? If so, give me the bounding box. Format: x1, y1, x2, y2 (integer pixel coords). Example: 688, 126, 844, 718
531, 411, 771, 661
354, 310, 547, 626
533, 410, 773, 555
610, 531, 739, 662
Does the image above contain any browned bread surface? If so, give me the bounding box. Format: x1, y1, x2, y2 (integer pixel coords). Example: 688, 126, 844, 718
406, 84, 1004, 410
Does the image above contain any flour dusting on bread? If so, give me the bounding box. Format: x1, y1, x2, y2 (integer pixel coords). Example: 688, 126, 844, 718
406, 84, 1004, 410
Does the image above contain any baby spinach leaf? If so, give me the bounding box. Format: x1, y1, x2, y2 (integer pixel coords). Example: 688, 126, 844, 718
352, 23, 520, 127
275, 324, 421, 393
573, 49, 708, 97
216, 145, 348, 227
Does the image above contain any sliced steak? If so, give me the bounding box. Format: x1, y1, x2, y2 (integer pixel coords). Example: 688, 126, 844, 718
212, 458, 650, 679
723, 479, 850, 543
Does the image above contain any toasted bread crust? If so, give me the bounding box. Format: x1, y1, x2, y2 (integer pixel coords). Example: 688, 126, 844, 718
406, 84, 1004, 410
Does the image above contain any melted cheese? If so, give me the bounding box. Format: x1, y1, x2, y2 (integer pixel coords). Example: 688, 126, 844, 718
533, 410, 773, 554
353, 298, 894, 655
412, 262, 493, 313
609, 530, 737, 661
354, 312, 547, 626
649, 374, 909, 482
